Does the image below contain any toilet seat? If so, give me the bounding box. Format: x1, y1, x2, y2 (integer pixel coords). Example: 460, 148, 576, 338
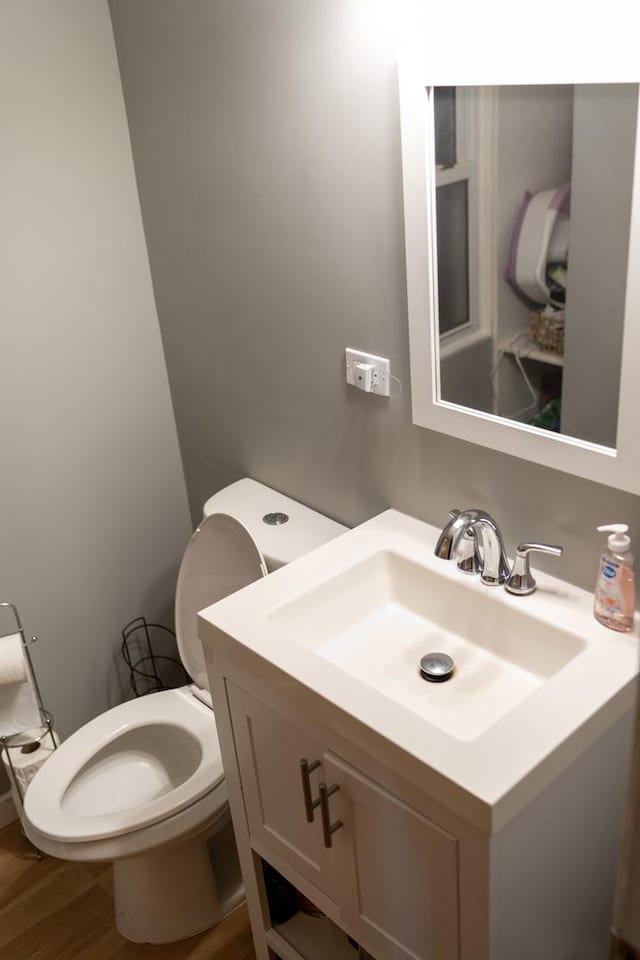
26, 774, 230, 864
24, 688, 225, 844
175, 512, 265, 692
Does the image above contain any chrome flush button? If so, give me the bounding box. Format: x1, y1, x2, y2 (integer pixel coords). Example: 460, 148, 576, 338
419, 652, 454, 682
263, 512, 289, 526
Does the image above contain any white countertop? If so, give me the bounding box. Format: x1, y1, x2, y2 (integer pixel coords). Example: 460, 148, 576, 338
199, 509, 639, 833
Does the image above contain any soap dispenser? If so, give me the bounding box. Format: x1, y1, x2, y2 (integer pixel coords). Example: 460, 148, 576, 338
594, 524, 635, 632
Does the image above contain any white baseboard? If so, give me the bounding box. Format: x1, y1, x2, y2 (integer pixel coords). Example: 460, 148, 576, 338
0, 791, 18, 830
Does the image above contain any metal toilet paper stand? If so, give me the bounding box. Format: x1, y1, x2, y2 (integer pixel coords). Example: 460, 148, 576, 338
0, 602, 57, 825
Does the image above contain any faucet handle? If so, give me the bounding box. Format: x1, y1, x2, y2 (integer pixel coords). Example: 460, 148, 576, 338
505, 542, 563, 596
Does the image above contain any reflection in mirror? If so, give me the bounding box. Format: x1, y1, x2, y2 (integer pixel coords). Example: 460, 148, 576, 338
433, 84, 638, 449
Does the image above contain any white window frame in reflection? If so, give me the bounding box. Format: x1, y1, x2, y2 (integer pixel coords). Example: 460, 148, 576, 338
434, 87, 497, 363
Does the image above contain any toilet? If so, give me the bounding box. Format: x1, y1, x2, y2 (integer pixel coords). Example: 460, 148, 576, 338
23, 478, 346, 944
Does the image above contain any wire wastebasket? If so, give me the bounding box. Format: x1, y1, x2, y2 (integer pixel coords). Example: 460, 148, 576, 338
121, 616, 190, 698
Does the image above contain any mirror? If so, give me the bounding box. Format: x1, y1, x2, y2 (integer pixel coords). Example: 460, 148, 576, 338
435, 84, 635, 449
399, 73, 640, 493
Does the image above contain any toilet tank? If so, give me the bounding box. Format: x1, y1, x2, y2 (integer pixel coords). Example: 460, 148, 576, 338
202, 478, 347, 571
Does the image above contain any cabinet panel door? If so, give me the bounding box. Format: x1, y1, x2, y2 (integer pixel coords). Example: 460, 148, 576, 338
227, 682, 336, 897
325, 752, 459, 960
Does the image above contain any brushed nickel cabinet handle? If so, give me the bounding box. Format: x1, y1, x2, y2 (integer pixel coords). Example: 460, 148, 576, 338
300, 758, 321, 822
319, 782, 343, 848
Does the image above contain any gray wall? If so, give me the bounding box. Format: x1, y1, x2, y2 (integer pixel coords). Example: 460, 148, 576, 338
615, 698, 640, 950
0, 0, 192, 779
495, 85, 573, 420
496, 85, 574, 344
562, 84, 637, 448
440, 338, 494, 414
108, 0, 640, 595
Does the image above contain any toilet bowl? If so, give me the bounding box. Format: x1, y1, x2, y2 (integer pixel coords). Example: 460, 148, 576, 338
23, 478, 346, 943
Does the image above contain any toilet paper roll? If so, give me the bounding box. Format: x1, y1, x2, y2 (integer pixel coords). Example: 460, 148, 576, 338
2, 726, 60, 813
0, 634, 28, 685
0, 679, 42, 737
0, 634, 42, 735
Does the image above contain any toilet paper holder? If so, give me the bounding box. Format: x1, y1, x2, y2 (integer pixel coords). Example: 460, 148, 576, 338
0, 601, 57, 815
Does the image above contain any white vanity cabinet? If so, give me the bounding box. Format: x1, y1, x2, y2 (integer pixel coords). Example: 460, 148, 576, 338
324, 752, 459, 960
227, 681, 460, 960
209, 658, 632, 960
200, 506, 637, 960
227, 682, 338, 899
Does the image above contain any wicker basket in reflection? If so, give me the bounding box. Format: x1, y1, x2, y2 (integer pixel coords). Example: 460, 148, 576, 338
529, 307, 564, 356
530, 309, 565, 355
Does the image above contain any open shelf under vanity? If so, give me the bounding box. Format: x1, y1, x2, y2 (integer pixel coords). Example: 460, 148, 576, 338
267, 911, 361, 960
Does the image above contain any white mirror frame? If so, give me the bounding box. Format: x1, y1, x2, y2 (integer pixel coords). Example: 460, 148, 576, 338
398, 62, 640, 494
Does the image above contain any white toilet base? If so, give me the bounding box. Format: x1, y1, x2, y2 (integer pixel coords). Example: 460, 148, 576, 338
113, 816, 244, 943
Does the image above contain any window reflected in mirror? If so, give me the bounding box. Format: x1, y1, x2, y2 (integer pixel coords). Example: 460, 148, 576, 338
432, 83, 637, 448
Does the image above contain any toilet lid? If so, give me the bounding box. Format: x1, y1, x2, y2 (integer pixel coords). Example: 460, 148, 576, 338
175, 513, 266, 691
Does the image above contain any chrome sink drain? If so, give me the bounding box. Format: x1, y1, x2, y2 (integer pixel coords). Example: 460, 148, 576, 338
419, 652, 454, 683
263, 512, 289, 525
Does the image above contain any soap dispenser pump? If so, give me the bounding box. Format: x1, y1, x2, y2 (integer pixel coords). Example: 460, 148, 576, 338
594, 524, 635, 632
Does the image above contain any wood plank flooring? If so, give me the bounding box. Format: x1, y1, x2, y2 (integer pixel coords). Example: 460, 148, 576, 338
0, 821, 257, 960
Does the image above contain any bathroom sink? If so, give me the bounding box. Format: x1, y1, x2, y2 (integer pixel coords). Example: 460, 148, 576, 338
199, 507, 638, 828
266, 549, 584, 741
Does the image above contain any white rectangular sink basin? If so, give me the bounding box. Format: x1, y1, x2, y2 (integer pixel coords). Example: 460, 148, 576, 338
199, 507, 638, 830
267, 550, 585, 742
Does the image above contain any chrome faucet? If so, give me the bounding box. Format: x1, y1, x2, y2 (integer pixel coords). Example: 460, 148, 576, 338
435, 509, 510, 586
435, 509, 564, 594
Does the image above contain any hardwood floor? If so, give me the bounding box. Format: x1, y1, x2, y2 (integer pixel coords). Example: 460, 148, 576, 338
0, 821, 256, 960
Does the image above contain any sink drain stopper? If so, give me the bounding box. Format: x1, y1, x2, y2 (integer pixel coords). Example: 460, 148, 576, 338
419, 652, 454, 683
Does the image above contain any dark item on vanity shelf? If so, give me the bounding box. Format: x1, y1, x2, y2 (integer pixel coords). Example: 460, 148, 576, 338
610, 932, 640, 960
262, 863, 299, 924
121, 616, 190, 698
296, 890, 326, 918
347, 938, 376, 959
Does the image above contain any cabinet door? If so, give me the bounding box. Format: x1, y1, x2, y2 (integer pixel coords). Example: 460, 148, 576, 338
324, 752, 459, 960
227, 682, 336, 898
